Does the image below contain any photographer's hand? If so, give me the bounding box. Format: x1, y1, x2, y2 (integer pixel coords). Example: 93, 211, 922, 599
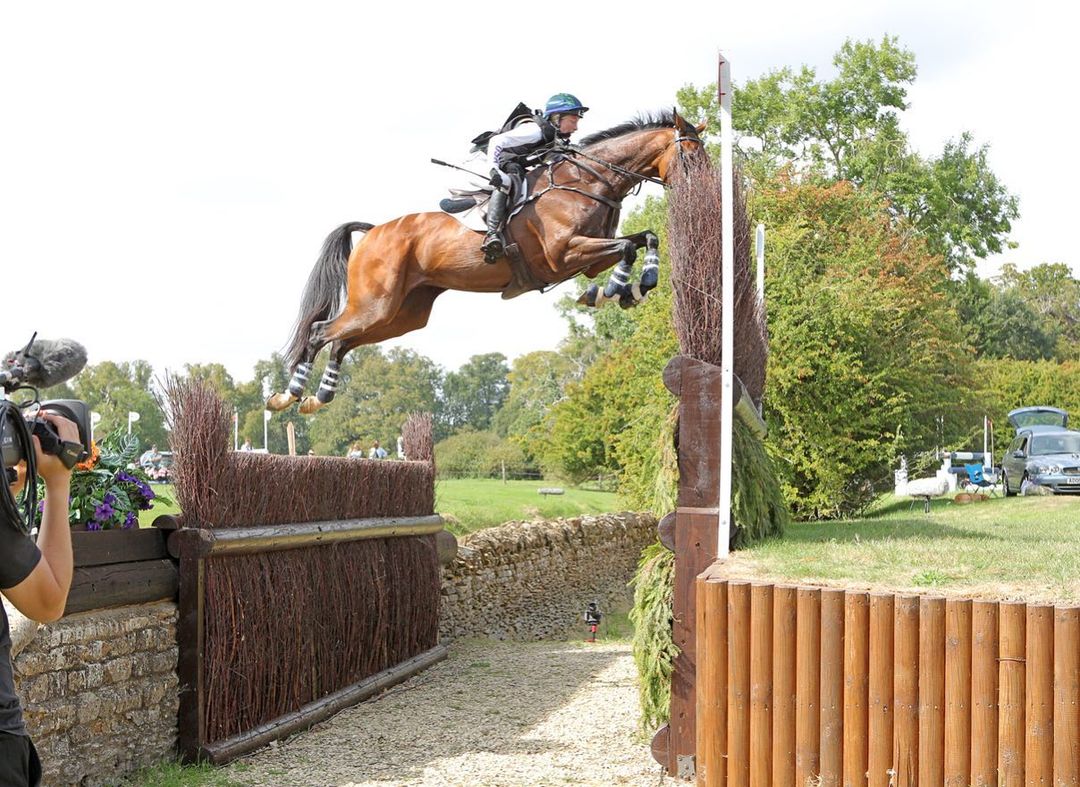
1, 411, 77, 623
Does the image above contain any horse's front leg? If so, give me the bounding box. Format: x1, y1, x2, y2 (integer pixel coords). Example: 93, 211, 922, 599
570, 231, 660, 309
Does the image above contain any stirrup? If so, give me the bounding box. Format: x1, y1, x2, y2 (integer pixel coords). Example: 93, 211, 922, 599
482, 234, 504, 263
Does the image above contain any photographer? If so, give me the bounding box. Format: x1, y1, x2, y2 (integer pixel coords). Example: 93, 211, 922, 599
1, 411, 79, 786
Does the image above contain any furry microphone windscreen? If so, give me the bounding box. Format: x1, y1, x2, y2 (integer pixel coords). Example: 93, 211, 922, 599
3, 338, 89, 389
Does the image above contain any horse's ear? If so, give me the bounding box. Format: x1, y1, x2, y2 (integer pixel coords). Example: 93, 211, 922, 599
695, 121, 707, 134
672, 108, 689, 131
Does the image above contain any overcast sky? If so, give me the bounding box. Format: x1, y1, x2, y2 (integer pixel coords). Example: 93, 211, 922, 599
1, 1, 1071, 383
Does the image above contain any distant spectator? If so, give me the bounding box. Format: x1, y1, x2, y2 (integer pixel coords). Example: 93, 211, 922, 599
240, 438, 253, 452
369, 440, 388, 460
347, 442, 364, 459
307, 449, 315, 456
139, 444, 169, 482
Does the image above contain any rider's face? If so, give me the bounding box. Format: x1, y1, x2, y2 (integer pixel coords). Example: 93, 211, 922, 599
557, 113, 580, 135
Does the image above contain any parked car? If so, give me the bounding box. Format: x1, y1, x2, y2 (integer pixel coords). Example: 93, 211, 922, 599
1000, 407, 1080, 495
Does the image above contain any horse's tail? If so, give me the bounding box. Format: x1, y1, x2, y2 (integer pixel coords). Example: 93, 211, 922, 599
284, 221, 374, 369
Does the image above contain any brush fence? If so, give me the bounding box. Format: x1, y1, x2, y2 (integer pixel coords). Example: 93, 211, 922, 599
693, 571, 1080, 787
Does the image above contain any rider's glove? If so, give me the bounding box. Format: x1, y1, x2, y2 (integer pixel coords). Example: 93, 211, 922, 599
489, 168, 508, 189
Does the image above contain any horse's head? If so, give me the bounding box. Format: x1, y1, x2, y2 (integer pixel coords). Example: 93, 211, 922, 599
654, 110, 707, 183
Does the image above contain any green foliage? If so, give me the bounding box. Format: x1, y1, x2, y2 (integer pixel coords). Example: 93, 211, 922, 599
32, 430, 170, 530
439, 353, 510, 437
492, 351, 575, 446
731, 419, 791, 546
434, 430, 528, 479
68, 360, 168, 448
998, 262, 1080, 361
973, 359, 1080, 445
629, 540, 676, 731
757, 180, 971, 518
677, 36, 1018, 270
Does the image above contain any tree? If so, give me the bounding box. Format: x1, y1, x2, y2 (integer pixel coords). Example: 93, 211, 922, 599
438, 353, 510, 436
492, 351, 574, 444
998, 262, 1080, 360
69, 360, 168, 448
676, 36, 1018, 270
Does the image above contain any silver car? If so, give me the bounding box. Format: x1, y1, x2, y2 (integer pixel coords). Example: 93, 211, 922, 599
1001, 407, 1080, 495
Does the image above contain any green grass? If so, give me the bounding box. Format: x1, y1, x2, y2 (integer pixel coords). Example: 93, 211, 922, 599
138, 483, 180, 527
434, 478, 620, 535
116, 760, 245, 786
723, 494, 1080, 603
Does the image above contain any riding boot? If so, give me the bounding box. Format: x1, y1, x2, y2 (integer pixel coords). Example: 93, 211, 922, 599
481, 189, 509, 263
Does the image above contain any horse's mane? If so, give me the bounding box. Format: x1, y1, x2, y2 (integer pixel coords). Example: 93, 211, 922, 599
578, 110, 676, 148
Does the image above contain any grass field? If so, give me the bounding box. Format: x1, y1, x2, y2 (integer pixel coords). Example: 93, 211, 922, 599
138, 479, 620, 535
723, 494, 1080, 603
435, 478, 619, 535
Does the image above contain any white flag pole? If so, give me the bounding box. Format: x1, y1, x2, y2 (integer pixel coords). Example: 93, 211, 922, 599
263, 409, 272, 452
718, 53, 735, 559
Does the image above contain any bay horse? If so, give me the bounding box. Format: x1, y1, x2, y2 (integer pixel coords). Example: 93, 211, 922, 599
266, 110, 705, 414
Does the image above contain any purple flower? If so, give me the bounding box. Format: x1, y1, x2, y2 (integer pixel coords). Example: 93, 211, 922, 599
138, 482, 155, 500
93, 502, 114, 522
116, 472, 137, 484
123, 511, 137, 529
36, 500, 45, 513
103, 493, 116, 506
87, 520, 102, 531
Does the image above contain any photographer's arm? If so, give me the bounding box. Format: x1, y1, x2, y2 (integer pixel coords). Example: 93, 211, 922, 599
2, 412, 77, 623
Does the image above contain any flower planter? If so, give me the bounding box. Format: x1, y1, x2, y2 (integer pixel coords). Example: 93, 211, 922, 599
65, 525, 177, 616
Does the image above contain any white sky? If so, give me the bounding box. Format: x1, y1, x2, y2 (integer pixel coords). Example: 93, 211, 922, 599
1, 0, 1072, 382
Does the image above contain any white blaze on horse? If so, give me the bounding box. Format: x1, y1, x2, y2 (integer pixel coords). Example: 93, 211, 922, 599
266, 110, 706, 414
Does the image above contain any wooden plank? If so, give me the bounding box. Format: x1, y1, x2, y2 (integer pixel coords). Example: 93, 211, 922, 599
64, 559, 177, 614
1025, 605, 1054, 785
867, 594, 894, 787
200, 645, 449, 765
971, 601, 1000, 787
728, 582, 752, 787
919, 597, 946, 787
176, 557, 206, 763
945, 599, 972, 786
750, 584, 773, 787
71, 527, 169, 567
772, 586, 797, 787
893, 595, 920, 787
670, 510, 719, 776
697, 579, 728, 787
819, 589, 845, 787
843, 592, 869, 787
167, 515, 446, 558
1054, 607, 1080, 785
999, 602, 1026, 787
795, 588, 821, 786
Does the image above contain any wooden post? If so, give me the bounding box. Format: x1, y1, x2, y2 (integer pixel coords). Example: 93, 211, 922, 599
998, 602, 1026, 787
1025, 605, 1054, 784
919, 596, 946, 787
795, 588, 821, 786
944, 599, 972, 786
1054, 606, 1079, 784
819, 589, 845, 786
728, 582, 752, 787
971, 600, 999, 787
772, 586, 798, 787
893, 596, 920, 787
843, 592, 869, 787
750, 584, 774, 787
867, 594, 894, 787
697, 579, 728, 787
286, 421, 296, 456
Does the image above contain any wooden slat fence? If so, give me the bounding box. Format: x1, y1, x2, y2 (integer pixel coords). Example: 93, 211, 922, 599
695, 572, 1080, 786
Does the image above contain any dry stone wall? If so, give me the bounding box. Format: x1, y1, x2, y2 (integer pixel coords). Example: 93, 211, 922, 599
13, 601, 178, 787
440, 512, 656, 641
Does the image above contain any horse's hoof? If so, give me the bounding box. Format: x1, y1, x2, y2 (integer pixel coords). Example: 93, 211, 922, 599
265, 392, 297, 412
298, 396, 324, 415
577, 285, 599, 307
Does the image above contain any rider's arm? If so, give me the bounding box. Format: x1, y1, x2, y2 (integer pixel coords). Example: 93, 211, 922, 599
487, 123, 545, 172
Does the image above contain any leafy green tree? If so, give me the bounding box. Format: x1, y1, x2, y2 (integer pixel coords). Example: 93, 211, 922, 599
676, 36, 1018, 270
998, 262, 1080, 360
439, 353, 510, 436
492, 351, 574, 443
433, 430, 528, 479
70, 361, 168, 448
950, 272, 1058, 362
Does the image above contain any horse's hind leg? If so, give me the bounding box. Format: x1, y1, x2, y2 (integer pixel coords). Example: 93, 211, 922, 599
298, 286, 445, 414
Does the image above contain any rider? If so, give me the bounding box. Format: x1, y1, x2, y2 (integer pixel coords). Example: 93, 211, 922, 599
481, 93, 588, 263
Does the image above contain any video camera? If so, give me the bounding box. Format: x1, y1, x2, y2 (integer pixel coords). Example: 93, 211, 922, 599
1, 334, 91, 532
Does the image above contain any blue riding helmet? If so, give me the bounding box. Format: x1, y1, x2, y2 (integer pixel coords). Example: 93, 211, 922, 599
544, 93, 589, 118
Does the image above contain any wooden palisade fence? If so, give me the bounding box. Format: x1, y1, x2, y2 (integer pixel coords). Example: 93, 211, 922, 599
694, 571, 1080, 786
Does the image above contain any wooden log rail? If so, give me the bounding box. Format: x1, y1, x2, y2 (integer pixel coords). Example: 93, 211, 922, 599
64, 525, 177, 615
694, 568, 1080, 787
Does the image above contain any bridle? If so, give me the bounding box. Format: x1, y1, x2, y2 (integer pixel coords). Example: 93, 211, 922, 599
529, 126, 703, 210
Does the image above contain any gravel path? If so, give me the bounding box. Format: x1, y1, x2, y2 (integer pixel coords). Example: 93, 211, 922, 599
224, 639, 669, 787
